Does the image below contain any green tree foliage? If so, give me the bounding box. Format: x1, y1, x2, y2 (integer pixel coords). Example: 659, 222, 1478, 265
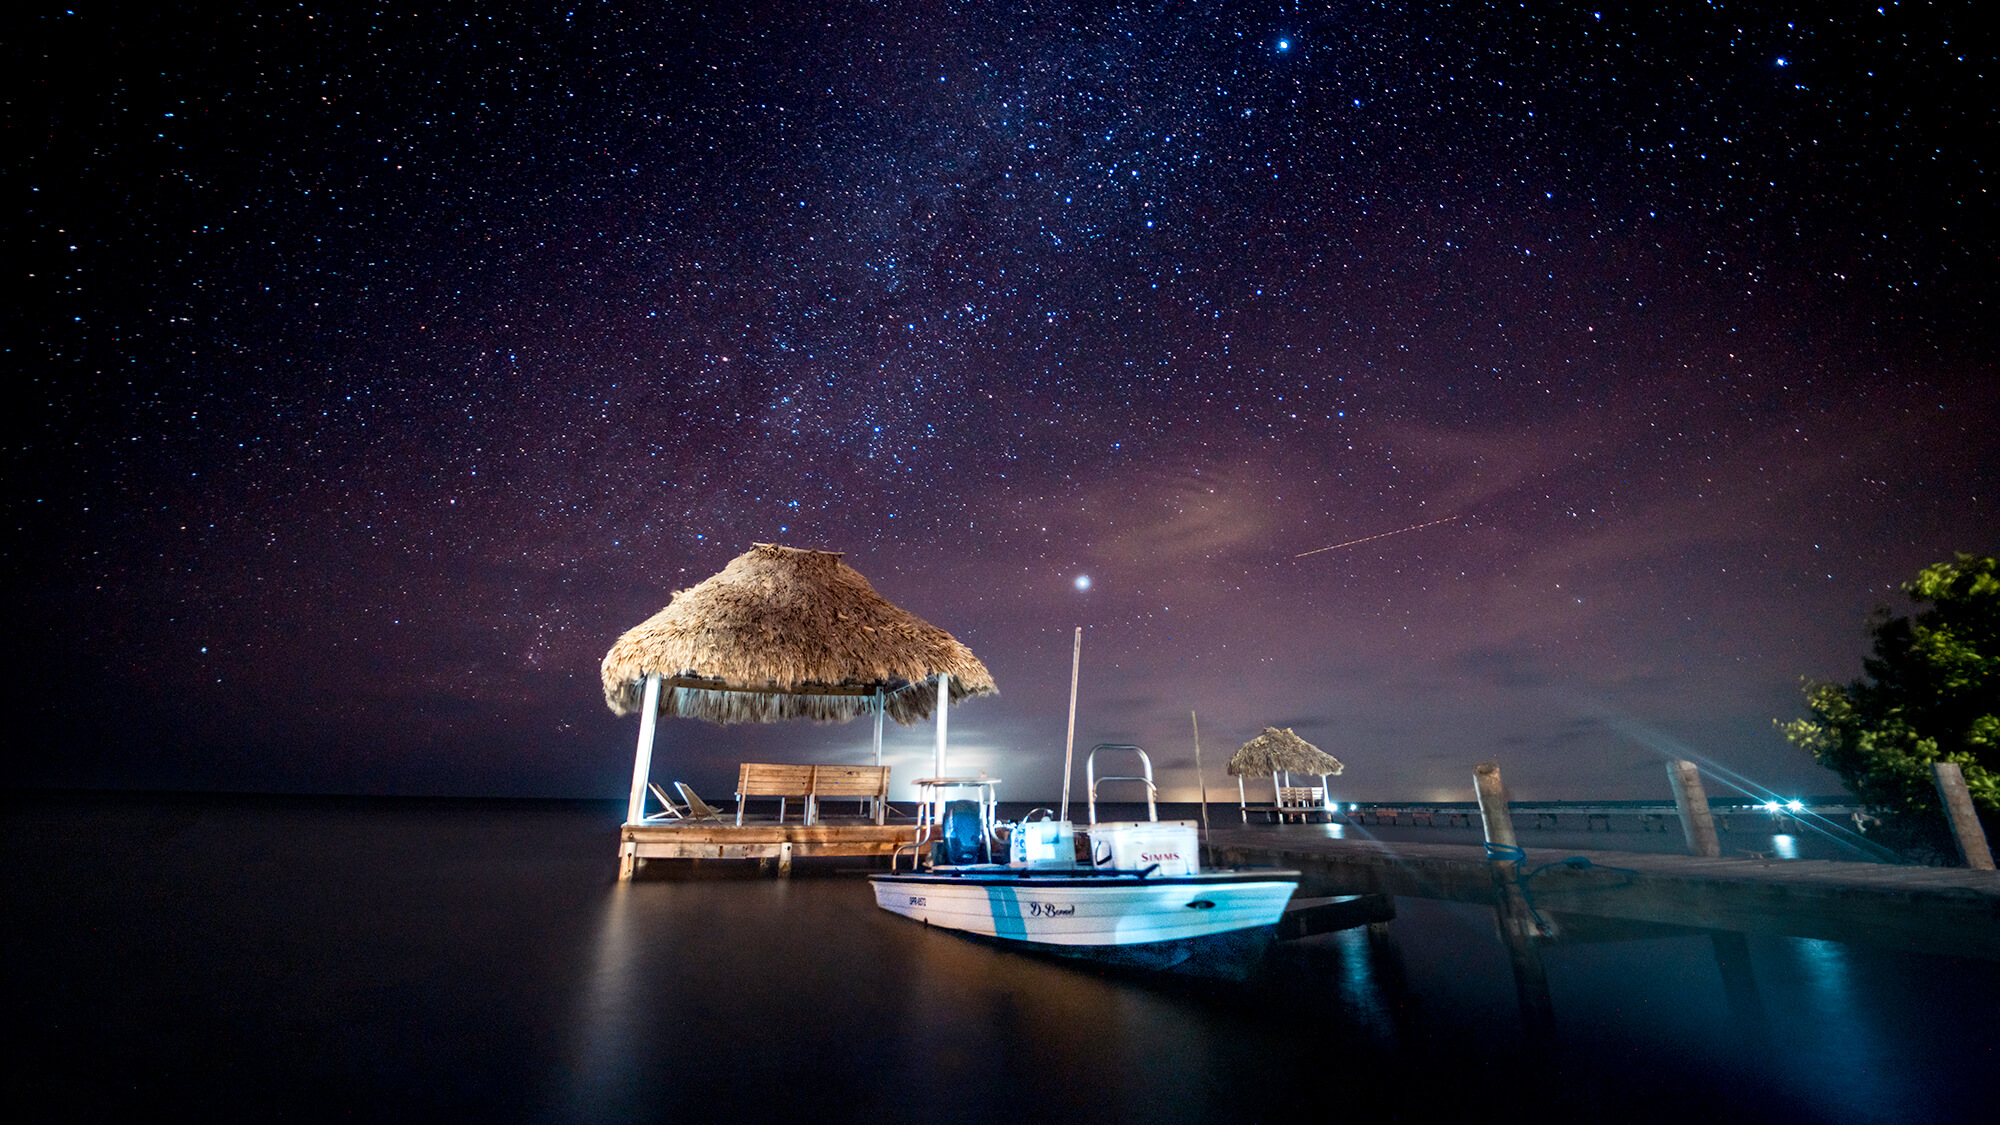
1779, 554, 1999, 856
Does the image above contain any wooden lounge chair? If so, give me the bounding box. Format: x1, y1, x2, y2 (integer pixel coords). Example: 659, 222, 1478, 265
674, 782, 727, 823
645, 781, 688, 822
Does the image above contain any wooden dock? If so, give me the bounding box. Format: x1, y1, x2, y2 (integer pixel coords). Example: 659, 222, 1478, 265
620, 821, 918, 877
1324, 800, 1869, 832
1206, 827, 2000, 961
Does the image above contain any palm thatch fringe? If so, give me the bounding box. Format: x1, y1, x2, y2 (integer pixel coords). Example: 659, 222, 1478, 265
1226, 727, 1345, 777
601, 543, 996, 725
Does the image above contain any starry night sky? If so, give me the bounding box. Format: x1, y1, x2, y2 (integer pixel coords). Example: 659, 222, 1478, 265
9, 1, 1994, 804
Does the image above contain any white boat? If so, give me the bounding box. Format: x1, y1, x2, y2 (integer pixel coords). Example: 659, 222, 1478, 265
869, 746, 1300, 975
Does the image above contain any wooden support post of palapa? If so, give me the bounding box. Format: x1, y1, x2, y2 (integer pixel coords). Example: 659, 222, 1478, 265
1667, 759, 1722, 858
1474, 762, 1554, 1036
1933, 762, 1995, 870
618, 673, 665, 881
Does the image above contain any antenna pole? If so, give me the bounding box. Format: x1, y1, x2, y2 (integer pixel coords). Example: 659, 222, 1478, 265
1193, 710, 1211, 861
933, 671, 950, 820
1060, 627, 1081, 822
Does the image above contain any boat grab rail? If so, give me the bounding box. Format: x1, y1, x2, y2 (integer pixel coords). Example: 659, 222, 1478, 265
1085, 743, 1158, 825
888, 841, 924, 872
909, 777, 1003, 866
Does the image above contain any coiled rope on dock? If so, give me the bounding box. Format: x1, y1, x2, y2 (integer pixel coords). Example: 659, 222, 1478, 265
1484, 843, 1641, 932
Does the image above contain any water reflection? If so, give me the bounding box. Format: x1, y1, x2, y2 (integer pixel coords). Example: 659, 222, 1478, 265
1787, 938, 1871, 1057
1771, 833, 1799, 859
1766, 937, 1907, 1119
16, 793, 1995, 1124
549, 873, 1447, 1120
538, 867, 1997, 1123
1334, 926, 1404, 1045
1708, 931, 1769, 1040
550, 883, 645, 1122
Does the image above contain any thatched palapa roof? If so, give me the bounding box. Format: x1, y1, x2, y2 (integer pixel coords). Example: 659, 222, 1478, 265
600, 543, 996, 725
1226, 727, 1345, 777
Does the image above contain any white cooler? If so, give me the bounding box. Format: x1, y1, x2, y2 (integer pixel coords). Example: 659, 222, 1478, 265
1087, 821, 1200, 876
1009, 819, 1078, 868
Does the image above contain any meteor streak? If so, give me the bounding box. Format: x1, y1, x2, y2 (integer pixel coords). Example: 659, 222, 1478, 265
1296, 516, 1460, 558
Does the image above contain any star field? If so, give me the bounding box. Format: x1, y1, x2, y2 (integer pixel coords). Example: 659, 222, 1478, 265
8, 1, 1994, 801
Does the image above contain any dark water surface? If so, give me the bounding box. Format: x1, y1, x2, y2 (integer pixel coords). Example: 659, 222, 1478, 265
6, 792, 1994, 1124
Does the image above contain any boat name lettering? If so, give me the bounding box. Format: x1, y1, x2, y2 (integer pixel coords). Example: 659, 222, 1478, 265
1027, 901, 1076, 917
907, 896, 926, 906
1140, 851, 1181, 862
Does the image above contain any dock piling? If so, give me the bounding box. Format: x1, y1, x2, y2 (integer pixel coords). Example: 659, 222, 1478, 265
1667, 760, 1722, 858
1473, 763, 1518, 850
1933, 762, 1995, 870
1474, 763, 1555, 1034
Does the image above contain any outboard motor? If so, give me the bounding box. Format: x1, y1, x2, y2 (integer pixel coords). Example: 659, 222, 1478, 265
941, 799, 985, 865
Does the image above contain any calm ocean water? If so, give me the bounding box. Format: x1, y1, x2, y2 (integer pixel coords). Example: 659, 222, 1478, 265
6, 791, 1994, 1124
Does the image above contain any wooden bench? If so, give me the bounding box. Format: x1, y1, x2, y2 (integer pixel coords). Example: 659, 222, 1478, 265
736, 763, 816, 826
1275, 786, 1329, 823
735, 763, 893, 826
1238, 787, 1331, 824
808, 765, 892, 825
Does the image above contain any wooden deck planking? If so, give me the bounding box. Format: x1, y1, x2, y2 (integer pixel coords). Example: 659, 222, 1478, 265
623, 821, 918, 862
1205, 827, 2000, 961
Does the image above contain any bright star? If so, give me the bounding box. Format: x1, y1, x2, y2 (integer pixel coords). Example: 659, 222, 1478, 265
1277, 39, 1290, 52
1074, 575, 1092, 591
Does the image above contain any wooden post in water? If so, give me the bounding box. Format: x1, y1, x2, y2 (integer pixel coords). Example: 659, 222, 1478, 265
1474, 762, 1554, 1035
1933, 762, 1995, 870
1473, 762, 1518, 851
1667, 760, 1722, 858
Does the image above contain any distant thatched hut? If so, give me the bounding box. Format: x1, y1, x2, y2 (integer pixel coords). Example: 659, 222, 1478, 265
600, 543, 996, 824
1226, 727, 1344, 809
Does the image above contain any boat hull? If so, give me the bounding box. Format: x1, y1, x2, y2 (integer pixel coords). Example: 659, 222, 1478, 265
950, 919, 1282, 978
869, 869, 1298, 951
